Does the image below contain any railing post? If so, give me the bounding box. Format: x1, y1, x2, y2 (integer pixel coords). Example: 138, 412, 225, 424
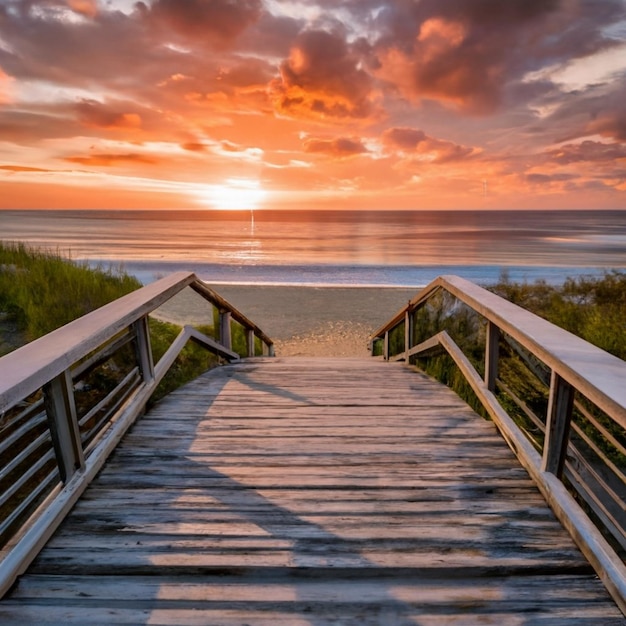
43, 369, 85, 483
247, 329, 255, 358
542, 371, 574, 477
383, 330, 390, 361
132, 316, 154, 382
220, 310, 232, 351
404, 306, 412, 361
485, 321, 500, 392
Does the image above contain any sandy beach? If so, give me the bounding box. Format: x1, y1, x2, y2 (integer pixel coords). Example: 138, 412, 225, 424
155, 284, 420, 357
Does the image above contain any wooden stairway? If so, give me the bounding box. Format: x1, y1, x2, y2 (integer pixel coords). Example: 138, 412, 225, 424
0, 357, 622, 624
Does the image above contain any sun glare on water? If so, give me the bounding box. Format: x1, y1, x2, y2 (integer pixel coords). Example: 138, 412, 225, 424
196, 178, 267, 210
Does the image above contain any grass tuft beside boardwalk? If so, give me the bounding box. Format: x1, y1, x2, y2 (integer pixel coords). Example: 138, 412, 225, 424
0, 242, 141, 353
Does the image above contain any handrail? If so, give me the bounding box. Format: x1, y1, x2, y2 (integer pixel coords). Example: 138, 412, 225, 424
0, 271, 273, 415
372, 275, 626, 428
0, 272, 273, 597
371, 275, 626, 615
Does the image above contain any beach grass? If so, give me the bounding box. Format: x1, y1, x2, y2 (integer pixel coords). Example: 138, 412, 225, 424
0, 242, 141, 350
0, 243, 252, 403
490, 270, 626, 361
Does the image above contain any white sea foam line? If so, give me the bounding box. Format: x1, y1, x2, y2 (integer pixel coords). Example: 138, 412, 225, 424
202, 280, 427, 289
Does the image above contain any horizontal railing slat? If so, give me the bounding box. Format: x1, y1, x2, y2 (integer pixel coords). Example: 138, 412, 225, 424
0, 431, 51, 484
0, 469, 59, 544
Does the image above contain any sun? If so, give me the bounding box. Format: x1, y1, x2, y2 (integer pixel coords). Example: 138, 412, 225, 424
196, 178, 267, 210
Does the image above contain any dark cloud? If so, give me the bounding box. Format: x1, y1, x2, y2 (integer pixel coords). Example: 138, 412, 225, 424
588, 112, 626, 142
547, 140, 626, 164
149, 0, 262, 47
526, 172, 578, 185
372, 0, 625, 113
241, 12, 304, 58
541, 78, 626, 144
0, 3, 163, 88
303, 136, 369, 158
270, 29, 378, 121
0, 110, 83, 143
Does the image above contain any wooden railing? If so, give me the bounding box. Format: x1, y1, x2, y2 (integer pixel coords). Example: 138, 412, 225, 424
0, 271, 273, 597
371, 275, 626, 614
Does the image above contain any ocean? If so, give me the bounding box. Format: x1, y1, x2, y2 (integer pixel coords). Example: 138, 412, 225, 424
1, 209, 625, 287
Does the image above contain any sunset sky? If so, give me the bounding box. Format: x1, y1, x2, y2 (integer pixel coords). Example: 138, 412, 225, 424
1, 0, 625, 210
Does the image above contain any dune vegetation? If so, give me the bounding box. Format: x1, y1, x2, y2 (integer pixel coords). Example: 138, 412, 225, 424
490, 270, 626, 361
0, 242, 141, 352
0, 243, 221, 403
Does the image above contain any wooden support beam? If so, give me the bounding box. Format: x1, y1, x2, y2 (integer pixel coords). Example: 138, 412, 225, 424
404, 308, 412, 361
543, 372, 575, 477
485, 321, 500, 392
219, 310, 232, 352
132, 316, 154, 383
246, 329, 255, 358
42, 370, 84, 483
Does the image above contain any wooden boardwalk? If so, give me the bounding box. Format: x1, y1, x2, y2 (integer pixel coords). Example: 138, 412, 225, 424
0, 357, 622, 624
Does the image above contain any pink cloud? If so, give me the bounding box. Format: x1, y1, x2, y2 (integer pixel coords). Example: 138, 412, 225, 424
382, 127, 476, 163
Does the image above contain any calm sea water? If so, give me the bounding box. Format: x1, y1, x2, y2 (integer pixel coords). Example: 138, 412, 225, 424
1, 209, 625, 286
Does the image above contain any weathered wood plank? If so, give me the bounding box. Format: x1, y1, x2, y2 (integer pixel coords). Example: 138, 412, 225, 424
2, 575, 624, 625
1, 357, 621, 623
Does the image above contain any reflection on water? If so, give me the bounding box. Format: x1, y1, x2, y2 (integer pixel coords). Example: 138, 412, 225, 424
1, 209, 625, 285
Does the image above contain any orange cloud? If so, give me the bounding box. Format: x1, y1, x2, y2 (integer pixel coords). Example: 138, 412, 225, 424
0, 165, 51, 173
382, 127, 476, 163
67, 0, 98, 18
382, 128, 427, 150
270, 30, 379, 122
0, 68, 13, 104
64, 153, 157, 167
181, 142, 206, 152
304, 136, 369, 159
